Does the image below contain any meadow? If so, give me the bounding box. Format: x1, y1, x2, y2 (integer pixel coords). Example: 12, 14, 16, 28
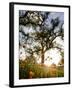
19, 59, 64, 79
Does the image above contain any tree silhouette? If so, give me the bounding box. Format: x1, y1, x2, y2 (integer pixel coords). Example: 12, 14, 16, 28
19, 11, 64, 64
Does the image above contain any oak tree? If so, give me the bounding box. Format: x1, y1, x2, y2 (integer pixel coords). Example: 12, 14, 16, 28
19, 11, 64, 64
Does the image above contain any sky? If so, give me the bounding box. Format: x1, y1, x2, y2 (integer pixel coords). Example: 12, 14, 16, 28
48, 12, 64, 21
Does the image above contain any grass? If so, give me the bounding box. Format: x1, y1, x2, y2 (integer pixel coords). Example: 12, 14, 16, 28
19, 61, 64, 79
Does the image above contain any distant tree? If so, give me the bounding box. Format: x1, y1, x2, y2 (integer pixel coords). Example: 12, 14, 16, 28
19, 11, 64, 64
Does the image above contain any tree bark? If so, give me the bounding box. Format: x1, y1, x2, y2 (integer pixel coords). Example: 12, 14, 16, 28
41, 45, 44, 64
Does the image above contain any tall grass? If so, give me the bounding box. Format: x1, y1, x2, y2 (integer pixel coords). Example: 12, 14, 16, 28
19, 60, 64, 79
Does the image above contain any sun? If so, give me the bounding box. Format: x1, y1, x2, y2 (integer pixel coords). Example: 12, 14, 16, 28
44, 48, 62, 66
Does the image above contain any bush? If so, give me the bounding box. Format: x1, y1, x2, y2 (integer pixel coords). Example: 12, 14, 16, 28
19, 56, 50, 79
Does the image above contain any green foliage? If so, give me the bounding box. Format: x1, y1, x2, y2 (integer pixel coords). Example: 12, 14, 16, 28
57, 66, 64, 77
19, 56, 36, 79
60, 51, 64, 58
19, 55, 50, 79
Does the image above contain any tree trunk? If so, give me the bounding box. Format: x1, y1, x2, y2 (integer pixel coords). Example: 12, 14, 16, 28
41, 46, 44, 64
